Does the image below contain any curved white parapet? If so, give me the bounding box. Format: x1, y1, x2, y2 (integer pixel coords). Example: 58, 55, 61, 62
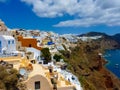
53, 66, 83, 90
60, 70, 83, 90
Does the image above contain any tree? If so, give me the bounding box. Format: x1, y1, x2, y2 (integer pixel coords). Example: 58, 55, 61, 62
41, 48, 51, 63
53, 54, 62, 62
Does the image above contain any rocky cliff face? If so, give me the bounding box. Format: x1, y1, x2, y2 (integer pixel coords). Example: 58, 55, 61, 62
0, 20, 7, 31
60, 39, 120, 90
98, 35, 120, 49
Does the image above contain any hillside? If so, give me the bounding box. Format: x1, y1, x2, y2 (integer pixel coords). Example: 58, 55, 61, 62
78, 32, 120, 49
79, 32, 107, 37
60, 40, 120, 90
113, 34, 120, 44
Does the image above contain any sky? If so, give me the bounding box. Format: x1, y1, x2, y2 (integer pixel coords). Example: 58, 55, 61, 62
0, 0, 120, 35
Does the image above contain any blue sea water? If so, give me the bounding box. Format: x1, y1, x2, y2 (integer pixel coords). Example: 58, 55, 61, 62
104, 49, 120, 78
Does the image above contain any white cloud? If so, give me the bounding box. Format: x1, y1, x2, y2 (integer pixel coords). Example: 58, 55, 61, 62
55, 7, 120, 27
21, 0, 80, 17
21, 0, 120, 27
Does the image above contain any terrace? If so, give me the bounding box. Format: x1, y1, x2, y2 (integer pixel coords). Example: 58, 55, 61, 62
18, 60, 76, 90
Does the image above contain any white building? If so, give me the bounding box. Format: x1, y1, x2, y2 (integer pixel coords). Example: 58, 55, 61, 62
26, 47, 41, 62
0, 35, 16, 54
61, 34, 78, 43
79, 36, 102, 41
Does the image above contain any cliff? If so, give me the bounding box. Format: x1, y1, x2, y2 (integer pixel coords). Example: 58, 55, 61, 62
60, 39, 120, 90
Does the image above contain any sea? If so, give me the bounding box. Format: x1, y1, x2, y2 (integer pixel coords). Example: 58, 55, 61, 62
104, 49, 120, 78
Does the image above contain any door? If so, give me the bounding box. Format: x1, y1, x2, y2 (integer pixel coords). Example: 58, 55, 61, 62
35, 81, 40, 90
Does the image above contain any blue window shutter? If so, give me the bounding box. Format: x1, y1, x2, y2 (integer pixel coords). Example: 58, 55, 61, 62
8, 40, 10, 44
12, 40, 14, 44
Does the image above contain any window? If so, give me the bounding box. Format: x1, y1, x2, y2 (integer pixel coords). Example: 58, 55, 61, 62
18, 46, 20, 49
8, 40, 10, 44
27, 56, 29, 59
35, 81, 40, 90
0, 41, 1, 47
0, 41, 1, 53
29, 44, 31, 47
12, 40, 14, 44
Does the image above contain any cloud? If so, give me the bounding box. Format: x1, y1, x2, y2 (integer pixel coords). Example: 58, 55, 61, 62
21, 0, 120, 27
55, 7, 120, 27
21, 0, 80, 17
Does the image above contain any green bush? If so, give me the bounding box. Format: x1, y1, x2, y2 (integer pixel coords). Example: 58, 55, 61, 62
41, 48, 51, 63
53, 54, 62, 62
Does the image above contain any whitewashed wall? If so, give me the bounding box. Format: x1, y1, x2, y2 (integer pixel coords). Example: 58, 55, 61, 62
0, 35, 16, 54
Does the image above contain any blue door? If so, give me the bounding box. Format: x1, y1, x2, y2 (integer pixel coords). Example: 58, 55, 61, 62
0, 41, 1, 53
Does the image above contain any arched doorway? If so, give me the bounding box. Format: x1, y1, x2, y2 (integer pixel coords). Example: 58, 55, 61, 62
25, 74, 53, 90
